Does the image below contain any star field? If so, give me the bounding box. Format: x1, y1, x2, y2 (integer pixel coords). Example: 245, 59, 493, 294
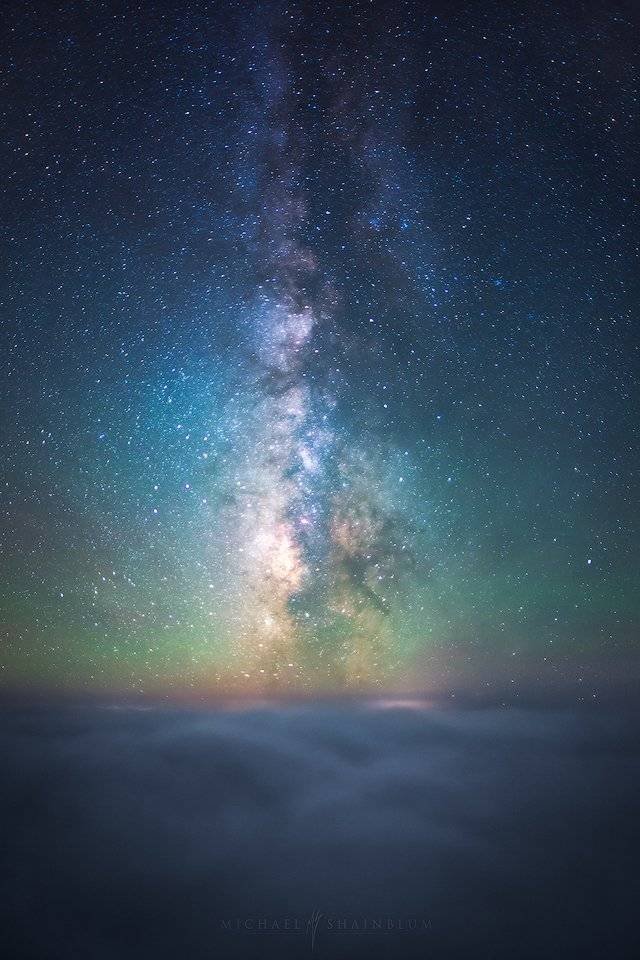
1, 0, 638, 702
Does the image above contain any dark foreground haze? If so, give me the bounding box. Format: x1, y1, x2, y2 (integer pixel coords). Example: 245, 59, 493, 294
1, 704, 638, 959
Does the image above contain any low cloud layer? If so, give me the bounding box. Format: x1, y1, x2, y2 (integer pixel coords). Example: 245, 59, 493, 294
1, 704, 638, 959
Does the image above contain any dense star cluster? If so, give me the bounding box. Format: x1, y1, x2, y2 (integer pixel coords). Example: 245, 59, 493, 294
1, 0, 638, 701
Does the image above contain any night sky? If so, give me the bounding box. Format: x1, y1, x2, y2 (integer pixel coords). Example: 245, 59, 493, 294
2, 0, 639, 702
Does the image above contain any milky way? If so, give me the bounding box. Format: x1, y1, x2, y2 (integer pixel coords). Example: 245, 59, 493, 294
1, 0, 638, 702
208, 38, 414, 690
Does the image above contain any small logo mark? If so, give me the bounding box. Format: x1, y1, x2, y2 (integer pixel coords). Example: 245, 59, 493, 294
307, 909, 323, 952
